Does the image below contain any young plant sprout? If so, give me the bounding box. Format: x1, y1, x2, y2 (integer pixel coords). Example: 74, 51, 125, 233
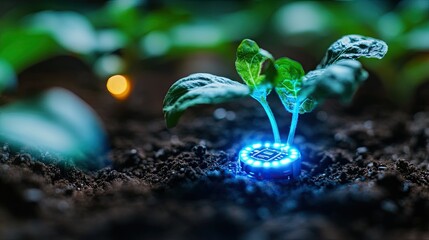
163, 35, 388, 179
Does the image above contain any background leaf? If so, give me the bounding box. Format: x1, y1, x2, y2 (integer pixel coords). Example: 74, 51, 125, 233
163, 73, 250, 128
297, 35, 387, 108
0, 59, 16, 93
0, 28, 59, 71
25, 11, 98, 55
302, 60, 369, 102
318, 34, 388, 68
395, 56, 429, 102
0, 88, 108, 170
235, 39, 273, 89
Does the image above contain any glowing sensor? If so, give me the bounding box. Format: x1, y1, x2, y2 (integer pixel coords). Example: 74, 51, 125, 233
238, 142, 301, 179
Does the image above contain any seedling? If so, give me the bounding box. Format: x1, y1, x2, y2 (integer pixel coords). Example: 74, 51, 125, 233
163, 35, 388, 179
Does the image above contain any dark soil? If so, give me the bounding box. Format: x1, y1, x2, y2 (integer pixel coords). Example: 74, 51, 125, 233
0, 66, 428, 239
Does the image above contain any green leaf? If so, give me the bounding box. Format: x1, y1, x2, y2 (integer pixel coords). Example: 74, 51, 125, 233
273, 57, 314, 113
0, 88, 108, 170
394, 56, 429, 102
163, 73, 250, 128
302, 60, 369, 102
274, 58, 305, 87
25, 11, 97, 54
105, 3, 143, 37
277, 88, 317, 113
0, 28, 59, 71
318, 34, 388, 68
141, 9, 190, 35
297, 35, 388, 107
235, 39, 274, 89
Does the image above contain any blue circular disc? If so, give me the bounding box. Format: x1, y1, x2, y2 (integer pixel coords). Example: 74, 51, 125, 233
238, 142, 301, 179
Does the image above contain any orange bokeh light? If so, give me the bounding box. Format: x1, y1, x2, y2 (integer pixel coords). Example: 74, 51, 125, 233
106, 75, 131, 100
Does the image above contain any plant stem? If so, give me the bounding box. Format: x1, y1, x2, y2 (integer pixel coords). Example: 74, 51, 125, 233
287, 99, 300, 146
257, 97, 281, 143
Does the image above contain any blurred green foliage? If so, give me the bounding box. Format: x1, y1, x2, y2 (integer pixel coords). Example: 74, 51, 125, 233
0, 0, 427, 102
274, 0, 429, 105
0, 0, 275, 85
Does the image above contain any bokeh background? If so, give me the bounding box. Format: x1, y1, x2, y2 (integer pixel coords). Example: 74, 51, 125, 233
0, 0, 428, 162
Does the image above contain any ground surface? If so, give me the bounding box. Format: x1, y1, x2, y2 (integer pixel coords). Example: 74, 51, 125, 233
0, 65, 428, 239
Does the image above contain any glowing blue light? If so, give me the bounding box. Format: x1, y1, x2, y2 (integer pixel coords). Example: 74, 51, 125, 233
280, 158, 290, 164
238, 142, 301, 179
252, 143, 262, 149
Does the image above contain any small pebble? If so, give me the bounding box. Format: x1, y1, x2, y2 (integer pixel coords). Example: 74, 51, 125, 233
356, 147, 368, 155
2, 144, 9, 152
364, 120, 373, 129
246, 185, 255, 193
57, 200, 70, 212
23, 188, 43, 202
316, 111, 328, 121
155, 149, 165, 158
402, 181, 412, 192
213, 108, 227, 120
192, 145, 207, 157
170, 135, 181, 145
283, 200, 297, 210
226, 111, 236, 121
257, 207, 270, 219
378, 166, 387, 171
381, 200, 398, 213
